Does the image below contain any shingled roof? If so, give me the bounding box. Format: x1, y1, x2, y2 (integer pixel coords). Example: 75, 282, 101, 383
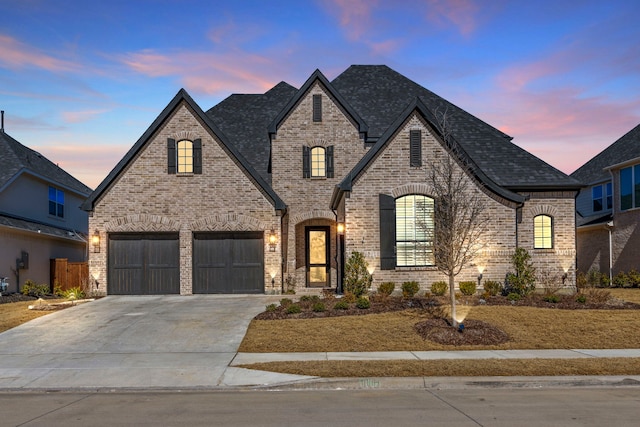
206, 82, 298, 183
331, 65, 582, 191
571, 123, 640, 185
0, 130, 91, 195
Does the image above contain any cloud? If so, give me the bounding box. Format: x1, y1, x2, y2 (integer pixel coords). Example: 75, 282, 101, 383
61, 109, 110, 124
0, 33, 77, 72
321, 0, 377, 41
119, 49, 284, 95
424, 0, 480, 36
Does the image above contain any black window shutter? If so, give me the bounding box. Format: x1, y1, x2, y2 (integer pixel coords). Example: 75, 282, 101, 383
193, 139, 202, 174
313, 94, 322, 122
410, 130, 422, 167
326, 145, 334, 178
379, 194, 396, 270
167, 138, 176, 174
302, 146, 310, 178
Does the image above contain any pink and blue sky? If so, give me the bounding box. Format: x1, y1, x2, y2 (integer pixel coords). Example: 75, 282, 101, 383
1, 0, 639, 189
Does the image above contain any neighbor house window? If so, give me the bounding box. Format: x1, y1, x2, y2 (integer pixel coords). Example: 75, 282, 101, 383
167, 138, 202, 175
606, 182, 612, 210
592, 185, 603, 212
534, 214, 553, 249
620, 165, 640, 210
395, 194, 434, 266
593, 182, 614, 212
48, 186, 64, 218
302, 145, 334, 178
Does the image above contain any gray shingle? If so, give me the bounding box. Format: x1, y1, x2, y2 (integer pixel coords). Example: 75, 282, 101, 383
571, 123, 640, 184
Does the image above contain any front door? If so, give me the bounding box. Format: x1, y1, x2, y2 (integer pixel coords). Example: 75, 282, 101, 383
306, 226, 329, 287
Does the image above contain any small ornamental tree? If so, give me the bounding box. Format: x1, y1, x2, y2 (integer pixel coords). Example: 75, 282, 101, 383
343, 251, 372, 297
504, 247, 536, 296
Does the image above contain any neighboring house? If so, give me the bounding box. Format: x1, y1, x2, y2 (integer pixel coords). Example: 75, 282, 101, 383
571, 123, 640, 278
0, 125, 92, 293
82, 65, 582, 295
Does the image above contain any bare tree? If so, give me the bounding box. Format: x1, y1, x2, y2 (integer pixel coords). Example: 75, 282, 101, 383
423, 111, 489, 327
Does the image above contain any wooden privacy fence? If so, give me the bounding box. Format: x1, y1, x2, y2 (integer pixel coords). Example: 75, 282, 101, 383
50, 258, 89, 291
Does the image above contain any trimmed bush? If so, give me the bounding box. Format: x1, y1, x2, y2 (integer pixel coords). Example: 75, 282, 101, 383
628, 269, 640, 288
543, 294, 560, 303
286, 304, 301, 314
265, 303, 278, 312
483, 280, 502, 296
401, 281, 420, 298
377, 282, 395, 297
507, 292, 521, 301
312, 302, 326, 312
430, 281, 447, 296
459, 281, 476, 296
21, 280, 50, 297
334, 300, 349, 310
356, 296, 371, 309
612, 272, 629, 288
575, 294, 587, 304
279, 298, 293, 308
343, 291, 357, 303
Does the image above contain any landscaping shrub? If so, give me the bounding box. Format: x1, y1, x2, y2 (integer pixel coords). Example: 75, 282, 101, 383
342, 291, 357, 303
401, 281, 420, 298
312, 302, 326, 312
459, 281, 476, 296
543, 294, 560, 303
266, 303, 278, 312
612, 272, 629, 288
483, 280, 502, 296
321, 288, 336, 300
356, 296, 371, 309
575, 271, 588, 290
430, 281, 448, 296
63, 287, 85, 300
504, 248, 536, 296
343, 251, 371, 297
377, 281, 395, 297
627, 269, 640, 288
279, 298, 293, 308
587, 268, 610, 288
333, 300, 349, 310
575, 294, 587, 304
21, 280, 50, 297
584, 288, 611, 304
506, 292, 521, 301
286, 304, 301, 314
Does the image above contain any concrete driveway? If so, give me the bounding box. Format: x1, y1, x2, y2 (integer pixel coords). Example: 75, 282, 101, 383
0, 295, 309, 390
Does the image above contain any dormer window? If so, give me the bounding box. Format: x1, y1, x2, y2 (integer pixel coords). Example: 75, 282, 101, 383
177, 140, 193, 173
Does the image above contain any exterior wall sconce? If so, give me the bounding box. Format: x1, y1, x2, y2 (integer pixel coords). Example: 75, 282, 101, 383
268, 229, 277, 252
337, 222, 345, 234
91, 230, 100, 253
477, 272, 483, 288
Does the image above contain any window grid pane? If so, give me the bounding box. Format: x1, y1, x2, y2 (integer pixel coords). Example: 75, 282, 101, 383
534, 215, 552, 249
395, 195, 434, 266
311, 147, 326, 177
621, 167, 633, 210
606, 182, 613, 210
48, 186, 64, 218
177, 140, 193, 174
592, 185, 603, 212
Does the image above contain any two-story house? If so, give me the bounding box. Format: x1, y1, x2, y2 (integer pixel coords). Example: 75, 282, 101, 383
82, 65, 582, 295
0, 121, 92, 293
572, 123, 640, 279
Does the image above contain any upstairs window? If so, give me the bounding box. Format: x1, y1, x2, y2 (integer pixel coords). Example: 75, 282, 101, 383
534, 214, 553, 249
606, 182, 612, 210
620, 165, 640, 210
302, 145, 334, 178
48, 186, 64, 218
593, 183, 613, 212
167, 138, 202, 175
592, 185, 603, 212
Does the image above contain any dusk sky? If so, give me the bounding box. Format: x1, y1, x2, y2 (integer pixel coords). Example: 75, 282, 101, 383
1, 0, 639, 189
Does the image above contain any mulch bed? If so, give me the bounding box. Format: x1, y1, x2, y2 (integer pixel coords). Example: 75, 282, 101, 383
0, 293, 55, 305
413, 318, 510, 346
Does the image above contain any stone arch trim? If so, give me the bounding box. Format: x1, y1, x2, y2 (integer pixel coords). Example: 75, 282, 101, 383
170, 130, 200, 141
530, 204, 559, 219
304, 138, 329, 148
105, 214, 181, 232
290, 209, 335, 225
191, 213, 270, 231
391, 183, 433, 199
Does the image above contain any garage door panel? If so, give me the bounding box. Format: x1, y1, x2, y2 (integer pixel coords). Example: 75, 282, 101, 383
193, 232, 263, 294
108, 233, 179, 295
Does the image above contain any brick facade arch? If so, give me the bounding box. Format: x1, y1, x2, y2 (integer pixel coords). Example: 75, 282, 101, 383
105, 214, 181, 232
191, 213, 269, 231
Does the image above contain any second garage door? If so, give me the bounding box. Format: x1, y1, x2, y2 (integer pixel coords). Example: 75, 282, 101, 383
193, 231, 264, 294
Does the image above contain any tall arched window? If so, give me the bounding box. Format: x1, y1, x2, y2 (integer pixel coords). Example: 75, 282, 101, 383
534, 214, 553, 249
395, 195, 435, 266
177, 139, 193, 174
310, 146, 326, 177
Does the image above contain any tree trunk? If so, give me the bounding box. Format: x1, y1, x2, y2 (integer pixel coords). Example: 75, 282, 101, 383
449, 273, 457, 327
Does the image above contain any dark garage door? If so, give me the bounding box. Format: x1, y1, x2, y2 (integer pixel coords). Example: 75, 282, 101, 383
193, 231, 264, 294
108, 233, 180, 295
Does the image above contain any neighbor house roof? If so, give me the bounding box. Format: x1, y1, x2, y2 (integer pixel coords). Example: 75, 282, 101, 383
81, 89, 286, 212
571, 123, 640, 185
0, 131, 92, 195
